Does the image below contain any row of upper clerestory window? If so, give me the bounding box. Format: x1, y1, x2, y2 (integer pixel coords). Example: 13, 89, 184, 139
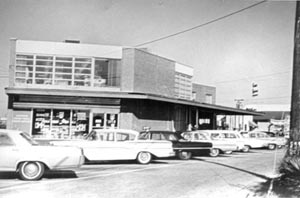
14, 54, 121, 87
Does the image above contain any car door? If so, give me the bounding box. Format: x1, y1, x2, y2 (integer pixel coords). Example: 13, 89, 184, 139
248, 132, 266, 147
83, 131, 118, 161
0, 133, 20, 170
83, 131, 137, 161
113, 132, 137, 159
205, 133, 236, 151
228, 133, 245, 150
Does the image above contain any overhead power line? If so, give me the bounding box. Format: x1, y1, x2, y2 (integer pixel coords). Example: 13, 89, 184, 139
214, 70, 291, 84
92, 0, 267, 60
135, 0, 267, 47
218, 95, 290, 103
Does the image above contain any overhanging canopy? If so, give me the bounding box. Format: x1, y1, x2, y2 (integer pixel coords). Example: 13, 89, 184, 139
6, 87, 263, 116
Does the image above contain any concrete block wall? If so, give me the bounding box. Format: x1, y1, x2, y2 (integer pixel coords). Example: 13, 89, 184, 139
121, 48, 135, 92
192, 83, 216, 104
121, 48, 175, 97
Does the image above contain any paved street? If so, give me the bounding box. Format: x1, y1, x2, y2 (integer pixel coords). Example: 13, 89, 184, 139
0, 148, 285, 198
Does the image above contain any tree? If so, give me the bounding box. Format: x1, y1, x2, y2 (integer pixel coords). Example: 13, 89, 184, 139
280, 1, 300, 175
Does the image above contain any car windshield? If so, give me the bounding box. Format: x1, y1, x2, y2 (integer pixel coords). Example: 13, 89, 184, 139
211, 133, 224, 140
163, 133, 179, 141
86, 131, 116, 141
138, 132, 150, 140
182, 133, 192, 141
20, 132, 39, 145
195, 133, 208, 140
138, 132, 179, 141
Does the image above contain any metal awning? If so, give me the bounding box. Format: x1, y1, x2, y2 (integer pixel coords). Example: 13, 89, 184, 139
6, 87, 263, 116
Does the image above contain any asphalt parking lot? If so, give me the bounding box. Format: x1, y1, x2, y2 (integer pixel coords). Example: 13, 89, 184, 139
0, 148, 285, 198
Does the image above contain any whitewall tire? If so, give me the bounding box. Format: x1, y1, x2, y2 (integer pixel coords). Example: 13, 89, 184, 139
177, 151, 192, 160
209, 148, 220, 157
19, 161, 45, 181
137, 152, 152, 164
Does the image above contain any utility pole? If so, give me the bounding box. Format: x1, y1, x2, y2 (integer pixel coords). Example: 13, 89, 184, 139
290, 1, 300, 156
281, 1, 300, 175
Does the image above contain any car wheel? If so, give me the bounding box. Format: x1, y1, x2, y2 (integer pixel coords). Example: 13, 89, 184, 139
209, 148, 220, 157
19, 161, 45, 181
224, 150, 233, 155
136, 152, 152, 164
242, 145, 250, 152
177, 151, 192, 160
268, 144, 276, 150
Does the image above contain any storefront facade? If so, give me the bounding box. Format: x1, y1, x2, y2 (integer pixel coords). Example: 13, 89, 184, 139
6, 39, 260, 140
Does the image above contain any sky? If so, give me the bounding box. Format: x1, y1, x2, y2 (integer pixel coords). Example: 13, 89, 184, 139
0, 0, 296, 117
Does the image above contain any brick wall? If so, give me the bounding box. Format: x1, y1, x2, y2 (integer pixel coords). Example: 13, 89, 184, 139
121, 48, 175, 97
192, 83, 216, 104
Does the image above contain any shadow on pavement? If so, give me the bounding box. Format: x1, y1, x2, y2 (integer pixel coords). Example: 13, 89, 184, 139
43, 170, 78, 179
85, 159, 169, 165
197, 159, 270, 180
0, 170, 78, 180
195, 158, 300, 197
251, 175, 300, 198
0, 171, 18, 179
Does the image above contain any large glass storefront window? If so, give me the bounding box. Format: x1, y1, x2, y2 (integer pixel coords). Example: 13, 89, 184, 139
106, 114, 118, 128
93, 113, 105, 129
94, 59, 120, 87
32, 109, 119, 139
15, 54, 121, 88
32, 109, 89, 139
92, 113, 119, 129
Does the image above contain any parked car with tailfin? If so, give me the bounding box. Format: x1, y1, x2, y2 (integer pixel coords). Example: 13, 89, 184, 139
241, 130, 287, 150
0, 129, 84, 181
138, 130, 213, 159
51, 129, 175, 164
181, 130, 237, 157
194, 130, 250, 152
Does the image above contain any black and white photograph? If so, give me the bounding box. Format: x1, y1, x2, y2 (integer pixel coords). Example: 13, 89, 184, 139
0, 0, 299, 197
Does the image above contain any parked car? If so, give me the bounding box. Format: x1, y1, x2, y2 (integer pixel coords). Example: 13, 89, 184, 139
0, 129, 84, 181
194, 130, 250, 152
241, 131, 287, 150
138, 131, 213, 159
51, 129, 175, 164
181, 131, 237, 157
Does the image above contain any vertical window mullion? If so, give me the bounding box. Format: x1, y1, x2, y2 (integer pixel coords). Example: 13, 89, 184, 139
91, 58, 95, 87
50, 109, 53, 136
72, 57, 75, 86
52, 56, 56, 85
33, 55, 36, 84
104, 113, 107, 129
69, 110, 73, 139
